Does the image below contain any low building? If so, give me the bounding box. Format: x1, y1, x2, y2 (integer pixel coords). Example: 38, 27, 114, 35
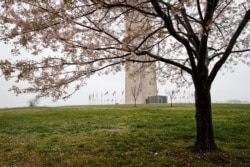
146, 96, 168, 104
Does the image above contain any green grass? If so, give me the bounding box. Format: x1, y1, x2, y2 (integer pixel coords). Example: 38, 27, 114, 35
0, 104, 249, 166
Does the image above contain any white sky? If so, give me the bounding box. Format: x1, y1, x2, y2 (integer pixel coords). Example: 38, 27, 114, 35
1, 42, 250, 108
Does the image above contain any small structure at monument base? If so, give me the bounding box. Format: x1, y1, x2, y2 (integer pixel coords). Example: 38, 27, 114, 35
146, 96, 168, 104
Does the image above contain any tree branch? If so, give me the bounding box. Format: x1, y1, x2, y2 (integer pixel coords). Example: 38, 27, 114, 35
208, 9, 250, 85
209, 49, 250, 61
135, 51, 192, 74
196, 0, 204, 22
149, 0, 196, 75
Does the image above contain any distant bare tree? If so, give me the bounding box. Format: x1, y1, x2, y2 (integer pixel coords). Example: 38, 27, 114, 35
28, 98, 39, 107
168, 89, 179, 107
131, 78, 142, 107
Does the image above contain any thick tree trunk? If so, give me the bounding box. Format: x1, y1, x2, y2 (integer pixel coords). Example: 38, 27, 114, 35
192, 83, 218, 152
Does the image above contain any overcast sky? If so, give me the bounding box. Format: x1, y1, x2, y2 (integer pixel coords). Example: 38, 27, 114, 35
1, 42, 250, 108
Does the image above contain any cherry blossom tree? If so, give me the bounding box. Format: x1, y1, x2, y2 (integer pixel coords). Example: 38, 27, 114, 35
0, 0, 249, 152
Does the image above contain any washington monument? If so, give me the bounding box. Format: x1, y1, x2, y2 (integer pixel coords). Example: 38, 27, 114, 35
124, 3, 157, 104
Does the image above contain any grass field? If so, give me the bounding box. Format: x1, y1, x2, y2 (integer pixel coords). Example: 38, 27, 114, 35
0, 104, 249, 166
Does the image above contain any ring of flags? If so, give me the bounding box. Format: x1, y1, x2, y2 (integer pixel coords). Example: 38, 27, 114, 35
89, 90, 124, 105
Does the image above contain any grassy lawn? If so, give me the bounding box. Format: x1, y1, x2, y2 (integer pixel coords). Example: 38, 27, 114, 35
0, 104, 249, 166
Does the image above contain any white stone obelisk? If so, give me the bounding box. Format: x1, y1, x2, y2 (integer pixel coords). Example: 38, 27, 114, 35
124, 3, 157, 104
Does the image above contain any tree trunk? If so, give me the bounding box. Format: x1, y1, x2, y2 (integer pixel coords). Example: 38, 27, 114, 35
133, 97, 137, 107
192, 83, 218, 152
170, 96, 173, 107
